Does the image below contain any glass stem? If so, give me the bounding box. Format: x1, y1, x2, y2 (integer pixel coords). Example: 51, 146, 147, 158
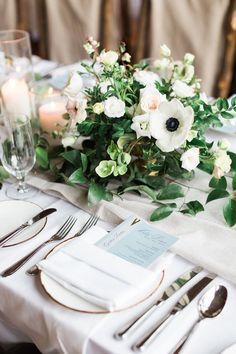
17, 176, 28, 194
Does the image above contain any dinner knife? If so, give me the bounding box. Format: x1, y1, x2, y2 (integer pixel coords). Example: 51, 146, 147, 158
0, 208, 57, 247
131, 274, 214, 352
114, 266, 202, 340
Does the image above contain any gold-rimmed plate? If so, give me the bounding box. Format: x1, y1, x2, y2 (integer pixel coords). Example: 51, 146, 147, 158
40, 238, 165, 314
0, 200, 47, 247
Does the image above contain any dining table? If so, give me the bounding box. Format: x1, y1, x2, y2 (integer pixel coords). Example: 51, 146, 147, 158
0, 59, 236, 354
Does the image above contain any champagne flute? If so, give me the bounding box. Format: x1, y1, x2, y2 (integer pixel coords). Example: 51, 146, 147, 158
0, 114, 37, 199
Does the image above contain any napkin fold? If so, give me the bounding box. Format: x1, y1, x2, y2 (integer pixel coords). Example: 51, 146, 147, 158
38, 227, 159, 311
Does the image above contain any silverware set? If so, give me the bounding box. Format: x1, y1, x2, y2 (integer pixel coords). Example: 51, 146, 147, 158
0, 210, 99, 277
114, 269, 228, 353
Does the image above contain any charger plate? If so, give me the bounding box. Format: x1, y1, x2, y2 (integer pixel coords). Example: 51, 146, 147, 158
221, 344, 236, 354
0, 200, 47, 247
40, 237, 165, 314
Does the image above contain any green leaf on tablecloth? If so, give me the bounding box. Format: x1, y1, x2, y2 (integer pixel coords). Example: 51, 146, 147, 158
209, 176, 227, 190
228, 152, 236, 172
206, 189, 229, 203
136, 176, 166, 189
121, 185, 157, 201
69, 168, 87, 184
36, 146, 49, 169
156, 184, 184, 200
223, 198, 236, 227
232, 173, 236, 190
221, 111, 234, 119
0, 166, 9, 181
150, 204, 176, 221
88, 182, 113, 207
181, 200, 204, 216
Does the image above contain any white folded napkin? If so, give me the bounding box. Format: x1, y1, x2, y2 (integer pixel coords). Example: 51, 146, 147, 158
38, 226, 159, 311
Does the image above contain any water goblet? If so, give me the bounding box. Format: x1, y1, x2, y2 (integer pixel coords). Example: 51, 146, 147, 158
0, 114, 37, 199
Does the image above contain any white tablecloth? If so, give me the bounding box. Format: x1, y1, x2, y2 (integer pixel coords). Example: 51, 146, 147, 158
0, 181, 236, 354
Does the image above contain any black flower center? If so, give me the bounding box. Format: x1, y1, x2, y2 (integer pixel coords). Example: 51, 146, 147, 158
166, 117, 179, 132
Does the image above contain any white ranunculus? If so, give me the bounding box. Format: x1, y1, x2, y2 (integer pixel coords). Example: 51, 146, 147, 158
63, 72, 83, 99
184, 53, 195, 65
160, 44, 171, 57
104, 96, 125, 118
153, 58, 173, 81
180, 147, 200, 171
213, 150, 231, 178
93, 102, 104, 115
100, 50, 119, 65
134, 70, 160, 87
62, 135, 77, 148
149, 98, 194, 152
131, 113, 151, 138
172, 80, 194, 98
140, 86, 166, 113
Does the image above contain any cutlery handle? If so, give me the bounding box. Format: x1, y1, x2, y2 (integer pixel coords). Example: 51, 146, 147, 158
170, 319, 200, 354
132, 311, 177, 352
1, 242, 49, 277
26, 264, 40, 276
0, 224, 26, 247
114, 300, 163, 340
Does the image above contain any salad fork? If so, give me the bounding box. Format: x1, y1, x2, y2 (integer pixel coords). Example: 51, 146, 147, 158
27, 213, 99, 276
1, 216, 77, 277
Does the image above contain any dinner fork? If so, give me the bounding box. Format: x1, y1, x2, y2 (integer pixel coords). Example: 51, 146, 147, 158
1, 216, 77, 277
26, 213, 99, 276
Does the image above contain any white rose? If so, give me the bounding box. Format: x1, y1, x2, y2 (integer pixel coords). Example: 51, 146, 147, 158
63, 72, 83, 99
100, 50, 118, 65
214, 150, 231, 178
140, 86, 166, 113
160, 44, 171, 57
184, 53, 195, 65
131, 114, 151, 138
172, 80, 194, 98
134, 70, 160, 86
93, 102, 104, 115
62, 135, 77, 148
104, 96, 125, 118
180, 148, 200, 171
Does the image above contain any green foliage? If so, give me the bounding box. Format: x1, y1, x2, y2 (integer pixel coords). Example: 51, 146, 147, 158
150, 204, 176, 221
88, 182, 113, 207
181, 201, 204, 216
35, 146, 49, 169
223, 199, 236, 227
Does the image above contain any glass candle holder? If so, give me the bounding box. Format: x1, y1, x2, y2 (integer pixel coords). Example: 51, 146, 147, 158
0, 30, 34, 118
32, 83, 68, 145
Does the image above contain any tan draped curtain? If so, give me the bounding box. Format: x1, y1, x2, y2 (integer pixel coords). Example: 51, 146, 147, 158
147, 0, 231, 96
0, 0, 17, 29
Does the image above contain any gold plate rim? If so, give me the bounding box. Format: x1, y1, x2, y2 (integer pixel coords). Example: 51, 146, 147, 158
0, 199, 47, 248
39, 237, 165, 314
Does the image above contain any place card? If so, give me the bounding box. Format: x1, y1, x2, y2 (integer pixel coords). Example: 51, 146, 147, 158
96, 216, 177, 268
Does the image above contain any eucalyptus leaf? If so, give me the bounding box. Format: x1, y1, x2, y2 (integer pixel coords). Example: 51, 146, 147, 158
223, 199, 236, 227
88, 182, 113, 207
181, 200, 204, 216
156, 184, 184, 200
69, 168, 87, 184
36, 146, 49, 169
209, 176, 227, 190
206, 189, 229, 203
150, 204, 175, 221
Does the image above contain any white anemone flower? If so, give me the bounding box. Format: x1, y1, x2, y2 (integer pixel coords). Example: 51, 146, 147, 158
149, 98, 194, 152
131, 113, 151, 138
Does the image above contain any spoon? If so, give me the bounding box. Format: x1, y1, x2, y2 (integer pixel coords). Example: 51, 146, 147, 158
170, 284, 228, 354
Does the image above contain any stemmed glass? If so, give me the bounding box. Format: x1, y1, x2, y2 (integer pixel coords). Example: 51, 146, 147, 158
0, 114, 36, 199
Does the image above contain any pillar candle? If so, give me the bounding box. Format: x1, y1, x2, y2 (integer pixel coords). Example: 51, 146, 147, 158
39, 99, 67, 134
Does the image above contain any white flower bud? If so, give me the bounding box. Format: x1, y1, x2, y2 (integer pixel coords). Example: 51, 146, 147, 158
184, 53, 195, 64
160, 44, 171, 57
93, 102, 104, 115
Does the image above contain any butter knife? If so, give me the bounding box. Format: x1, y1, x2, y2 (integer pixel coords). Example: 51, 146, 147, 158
131, 274, 214, 352
0, 208, 57, 247
114, 266, 202, 340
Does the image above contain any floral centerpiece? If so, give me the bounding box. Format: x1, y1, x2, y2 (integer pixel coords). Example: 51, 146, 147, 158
34, 38, 236, 226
